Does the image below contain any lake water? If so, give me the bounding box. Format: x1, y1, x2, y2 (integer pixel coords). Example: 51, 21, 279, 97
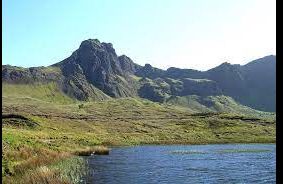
83, 144, 275, 184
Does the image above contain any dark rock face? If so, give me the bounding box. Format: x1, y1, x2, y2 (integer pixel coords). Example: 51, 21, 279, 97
166, 67, 205, 79
54, 39, 136, 98
76, 39, 123, 77
137, 77, 222, 103
203, 56, 276, 111
240, 55, 276, 111
135, 64, 165, 78
138, 83, 167, 102
2, 39, 276, 112
118, 55, 141, 74
179, 78, 222, 96
206, 62, 247, 102
2, 65, 62, 83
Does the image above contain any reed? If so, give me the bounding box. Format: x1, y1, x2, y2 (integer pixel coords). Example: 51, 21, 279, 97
73, 146, 110, 156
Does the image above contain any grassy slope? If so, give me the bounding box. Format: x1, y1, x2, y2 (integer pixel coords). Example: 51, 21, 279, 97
2, 83, 276, 183
2, 82, 75, 105
165, 95, 275, 119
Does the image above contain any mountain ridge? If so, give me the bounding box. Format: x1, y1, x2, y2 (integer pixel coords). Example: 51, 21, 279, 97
2, 39, 276, 112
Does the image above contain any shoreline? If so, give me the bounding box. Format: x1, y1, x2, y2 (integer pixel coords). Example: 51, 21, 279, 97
107, 141, 276, 148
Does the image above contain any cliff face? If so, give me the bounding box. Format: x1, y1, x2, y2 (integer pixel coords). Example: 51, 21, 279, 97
2, 39, 276, 112
52, 39, 139, 99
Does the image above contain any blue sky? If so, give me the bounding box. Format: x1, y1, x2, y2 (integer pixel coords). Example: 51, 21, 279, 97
3, 0, 275, 71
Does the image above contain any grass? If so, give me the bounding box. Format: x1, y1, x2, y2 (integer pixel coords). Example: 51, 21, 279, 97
3, 156, 87, 184
39, 66, 61, 74
165, 95, 275, 119
2, 82, 75, 105
50, 156, 87, 183
2, 83, 276, 183
2, 142, 107, 184
2, 146, 71, 183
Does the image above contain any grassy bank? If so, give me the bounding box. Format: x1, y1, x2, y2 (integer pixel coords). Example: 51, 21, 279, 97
2, 144, 108, 184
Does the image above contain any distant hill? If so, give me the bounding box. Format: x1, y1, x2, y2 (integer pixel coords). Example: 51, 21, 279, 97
2, 39, 276, 112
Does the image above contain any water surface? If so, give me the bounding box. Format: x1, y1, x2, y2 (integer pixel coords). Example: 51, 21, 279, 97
84, 144, 275, 184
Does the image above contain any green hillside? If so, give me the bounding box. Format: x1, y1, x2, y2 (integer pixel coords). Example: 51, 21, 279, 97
165, 95, 275, 119
3, 82, 75, 104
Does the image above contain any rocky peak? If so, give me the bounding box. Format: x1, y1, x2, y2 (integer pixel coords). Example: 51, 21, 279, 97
80, 39, 101, 47
208, 61, 242, 74
144, 63, 153, 69
216, 61, 232, 68
79, 39, 116, 55
55, 39, 139, 98
118, 55, 140, 74
61, 38, 123, 77
142, 64, 154, 74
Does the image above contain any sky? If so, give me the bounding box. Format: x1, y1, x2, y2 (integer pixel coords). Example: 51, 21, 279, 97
2, 0, 276, 71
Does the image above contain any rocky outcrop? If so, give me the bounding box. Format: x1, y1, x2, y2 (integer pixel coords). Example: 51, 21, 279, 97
2, 65, 62, 83
54, 39, 137, 98
118, 55, 141, 74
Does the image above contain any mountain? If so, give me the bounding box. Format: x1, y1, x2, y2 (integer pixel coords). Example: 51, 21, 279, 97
206, 56, 276, 112
2, 39, 276, 112
52, 39, 140, 100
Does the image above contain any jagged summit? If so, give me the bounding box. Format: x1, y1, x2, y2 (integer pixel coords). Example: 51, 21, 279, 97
53, 39, 139, 99
208, 61, 239, 71
79, 39, 115, 55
